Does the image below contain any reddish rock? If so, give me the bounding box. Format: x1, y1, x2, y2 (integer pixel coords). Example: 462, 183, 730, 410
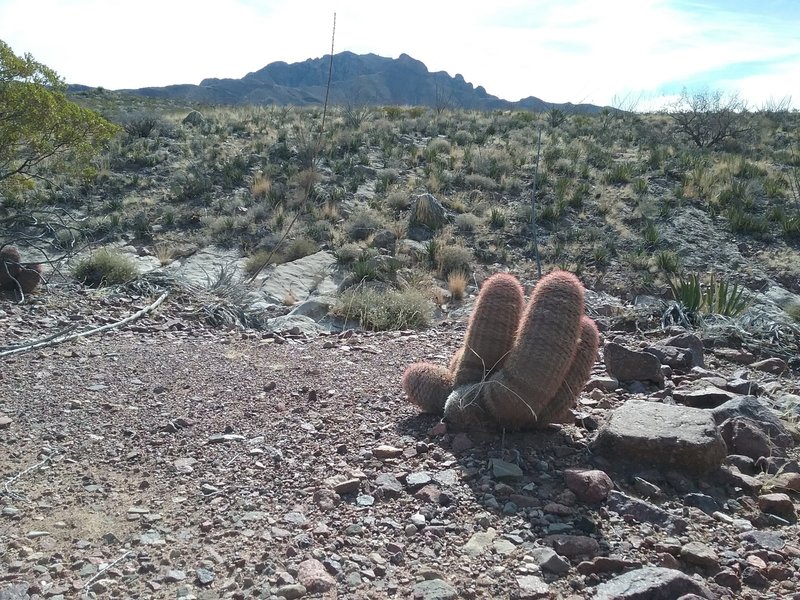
758, 493, 796, 521
576, 556, 641, 575
450, 433, 474, 453
680, 541, 719, 568
297, 558, 336, 593
563, 468, 614, 503
749, 357, 788, 374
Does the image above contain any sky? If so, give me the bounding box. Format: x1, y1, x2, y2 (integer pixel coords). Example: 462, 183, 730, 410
1, 0, 799, 110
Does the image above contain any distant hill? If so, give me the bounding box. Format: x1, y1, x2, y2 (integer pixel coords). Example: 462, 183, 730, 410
91, 51, 605, 113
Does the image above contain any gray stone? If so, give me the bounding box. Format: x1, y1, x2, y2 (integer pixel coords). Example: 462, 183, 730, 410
462, 529, 496, 556
594, 567, 711, 599
644, 345, 693, 369
375, 473, 403, 498
516, 575, 549, 599
491, 458, 523, 479
258, 251, 343, 304
266, 315, 325, 337
604, 342, 664, 383
663, 332, 705, 367
607, 491, 687, 533
593, 400, 726, 474
412, 579, 458, 600
543, 534, 600, 557
182, 110, 205, 126
680, 542, 719, 568
0, 583, 30, 600
275, 583, 306, 599
164, 569, 186, 583
673, 385, 737, 408
409, 193, 448, 231
195, 568, 215, 586
530, 547, 570, 574
712, 396, 794, 452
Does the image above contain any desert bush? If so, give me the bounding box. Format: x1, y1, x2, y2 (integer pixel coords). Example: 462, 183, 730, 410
334, 242, 363, 264
72, 249, 138, 287
464, 173, 498, 191
436, 244, 472, 278
603, 162, 633, 184
488, 208, 507, 229
667, 88, 753, 148
454, 213, 480, 233
346, 209, 383, 241
335, 285, 430, 331
387, 191, 410, 212
282, 236, 317, 261
726, 207, 768, 235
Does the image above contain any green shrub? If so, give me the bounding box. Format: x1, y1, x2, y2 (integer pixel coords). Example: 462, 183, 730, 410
464, 173, 498, 191
488, 208, 507, 229
603, 162, 633, 184
436, 245, 472, 277
654, 249, 681, 273
282, 236, 318, 261
455, 213, 480, 233
334, 286, 431, 331
72, 249, 138, 287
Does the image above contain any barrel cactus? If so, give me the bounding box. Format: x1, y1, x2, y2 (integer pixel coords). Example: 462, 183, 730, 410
402, 271, 599, 431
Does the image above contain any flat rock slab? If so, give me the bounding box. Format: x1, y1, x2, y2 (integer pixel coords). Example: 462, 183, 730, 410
592, 399, 726, 474
594, 566, 712, 599
259, 251, 341, 303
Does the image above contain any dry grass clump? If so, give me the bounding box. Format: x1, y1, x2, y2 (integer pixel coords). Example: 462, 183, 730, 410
437, 245, 472, 278
72, 249, 138, 287
334, 285, 431, 331
447, 270, 469, 300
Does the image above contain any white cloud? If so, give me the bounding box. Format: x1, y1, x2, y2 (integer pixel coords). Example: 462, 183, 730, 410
0, 0, 797, 107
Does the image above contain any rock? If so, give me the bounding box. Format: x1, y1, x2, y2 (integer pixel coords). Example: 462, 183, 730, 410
606, 491, 687, 533
259, 251, 342, 304
491, 458, 523, 479
604, 342, 664, 383
684, 493, 722, 516
585, 376, 619, 392
164, 569, 186, 582
576, 557, 641, 575
412, 579, 458, 600
297, 558, 335, 593
738, 530, 785, 551
563, 468, 614, 503
0, 415, 11, 429
680, 542, 719, 568
462, 529, 496, 556
373, 444, 403, 459
266, 314, 325, 337
182, 110, 205, 126
644, 345, 693, 369
195, 568, 215, 586
326, 474, 360, 495
663, 332, 704, 367
750, 357, 788, 374
516, 575, 549, 599
409, 193, 448, 230
275, 583, 306, 599
594, 566, 711, 599
530, 547, 570, 574
719, 417, 778, 460
593, 400, 726, 474
371, 229, 397, 251
375, 473, 404, 498
673, 385, 737, 408
406, 471, 433, 488
757, 493, 796, 521
712, 396, 794, 453
543, 534, 599, 558
713, 568, 741, 590
450, 433, 474, 453
0, 583, 29, 600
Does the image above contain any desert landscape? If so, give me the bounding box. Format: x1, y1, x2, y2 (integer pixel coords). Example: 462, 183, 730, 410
2, 42, 800, 600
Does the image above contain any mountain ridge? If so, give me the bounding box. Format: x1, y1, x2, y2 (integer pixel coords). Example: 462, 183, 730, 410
81, 51, 607, 113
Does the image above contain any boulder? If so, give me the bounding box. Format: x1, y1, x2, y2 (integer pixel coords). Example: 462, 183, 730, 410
604, 342, 664, 383
593, 400, 726, 474
594, 567, 712, 600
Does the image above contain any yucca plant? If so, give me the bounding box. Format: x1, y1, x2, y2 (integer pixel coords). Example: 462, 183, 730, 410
668, 272, 749, 320
703, 273, 749, 317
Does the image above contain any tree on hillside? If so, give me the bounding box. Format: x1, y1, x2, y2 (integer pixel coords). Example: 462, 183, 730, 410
0, 40, 119, 192
667, 88, 752, 149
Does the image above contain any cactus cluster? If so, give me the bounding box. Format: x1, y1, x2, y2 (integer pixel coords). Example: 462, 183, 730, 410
402, 271, 599, 431
0, 246, 43, 295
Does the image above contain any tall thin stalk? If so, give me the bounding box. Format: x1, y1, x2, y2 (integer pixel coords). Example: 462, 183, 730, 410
247, 13, 337, 284
530, 126, 543, 278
